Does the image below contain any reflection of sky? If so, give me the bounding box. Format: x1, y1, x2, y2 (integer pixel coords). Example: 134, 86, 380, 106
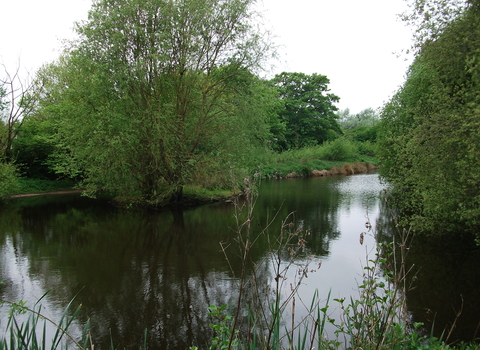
271, 174, 386, 341
0, 173, 387, 348
0, 236, 84, 347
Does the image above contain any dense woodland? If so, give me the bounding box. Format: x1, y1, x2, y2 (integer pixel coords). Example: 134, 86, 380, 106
1, 0, 479, 243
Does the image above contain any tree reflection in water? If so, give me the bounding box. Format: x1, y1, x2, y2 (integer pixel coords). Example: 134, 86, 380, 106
0, 174, 391, 349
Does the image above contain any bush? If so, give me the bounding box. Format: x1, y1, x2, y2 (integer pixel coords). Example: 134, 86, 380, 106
355, 140, 377, 157
345, 125, 379, 143
319, 138, 358, 161
0, 162, 19, 198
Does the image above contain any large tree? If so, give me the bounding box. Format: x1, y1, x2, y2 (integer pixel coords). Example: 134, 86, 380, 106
35, 0, 273, 203
270, 72, 340, 150
378, 0, 480, 240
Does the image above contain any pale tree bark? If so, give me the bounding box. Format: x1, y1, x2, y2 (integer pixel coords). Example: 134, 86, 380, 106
0, 63, 37, 161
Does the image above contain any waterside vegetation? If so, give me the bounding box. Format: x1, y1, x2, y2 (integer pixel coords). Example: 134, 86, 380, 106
1, 0, 480, 347
0, 0, 382, 206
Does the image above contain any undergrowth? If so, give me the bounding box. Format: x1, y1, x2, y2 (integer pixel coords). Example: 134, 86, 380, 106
260, 138, 378, 179
16, 178, 77, 194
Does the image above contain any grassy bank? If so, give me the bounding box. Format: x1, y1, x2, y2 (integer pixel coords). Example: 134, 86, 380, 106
8, 138, 377, 204
260, 159, 378, 179
259, 138, 378, 179
16, 178, 78, 195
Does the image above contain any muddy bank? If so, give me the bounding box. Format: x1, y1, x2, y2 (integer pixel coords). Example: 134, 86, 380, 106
8, 190, 84, 199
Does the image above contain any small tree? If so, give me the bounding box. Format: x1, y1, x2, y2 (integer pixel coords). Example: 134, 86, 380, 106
0, 64, 36, 162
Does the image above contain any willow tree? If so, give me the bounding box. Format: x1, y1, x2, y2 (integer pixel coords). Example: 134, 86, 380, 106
36, 0, 273, 203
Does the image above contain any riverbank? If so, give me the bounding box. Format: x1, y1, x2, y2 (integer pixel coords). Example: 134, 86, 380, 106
6, 161, 379, 206
262, 160, 378, 179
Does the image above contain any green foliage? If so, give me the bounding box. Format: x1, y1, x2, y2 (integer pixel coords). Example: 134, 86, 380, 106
378, 1, 480, 240
339, 109, 379, 155
0, 162, 19, 198
270, 72, 341, 150
208, 305, 239, 350
338, 107, 380, 130
317, 138, 359, 161
354, 139, 377, 157
35, 0, 274, 204
344, 125, 379, 143
12, 117, 58, 179
0, 86, 7, 113
400, 0, 468, 55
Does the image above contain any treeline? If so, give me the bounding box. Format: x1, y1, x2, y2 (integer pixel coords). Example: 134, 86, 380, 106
377, 0, 480, 242
0, 0, 379, 205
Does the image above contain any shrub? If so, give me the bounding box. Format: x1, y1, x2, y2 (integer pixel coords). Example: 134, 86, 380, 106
319, 138, 358, 161
355, 140, 377, 157
0, 162, 19, 198
345, 125, 379, 142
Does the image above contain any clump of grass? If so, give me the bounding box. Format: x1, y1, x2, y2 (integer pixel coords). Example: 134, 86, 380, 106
16, 178, 77, 194
310, 169, 329, 177
0, 294, 90, 350
353, 162, 368, 173
0, 293, 148, 350
259, 137, 378, 180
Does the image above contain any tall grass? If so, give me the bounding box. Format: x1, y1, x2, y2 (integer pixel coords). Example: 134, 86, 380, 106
260, 138, 378, 179
0, 295, 89, 350
204, 180, 478, 350
268, 138, 374, 164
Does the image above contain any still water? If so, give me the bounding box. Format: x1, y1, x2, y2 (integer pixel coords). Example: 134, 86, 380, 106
0, 174, 479, 348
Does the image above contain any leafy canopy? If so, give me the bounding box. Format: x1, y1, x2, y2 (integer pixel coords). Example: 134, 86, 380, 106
270, 72, 341, 151
33, 0, 275, 203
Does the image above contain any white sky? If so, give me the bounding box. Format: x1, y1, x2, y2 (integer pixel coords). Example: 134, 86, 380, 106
0, 0, 413, 114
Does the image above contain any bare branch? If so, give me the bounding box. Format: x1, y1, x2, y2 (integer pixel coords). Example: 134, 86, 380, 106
0, 62, 37, 161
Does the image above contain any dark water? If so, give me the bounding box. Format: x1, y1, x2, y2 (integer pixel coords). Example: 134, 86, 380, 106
0, 174, 479, 348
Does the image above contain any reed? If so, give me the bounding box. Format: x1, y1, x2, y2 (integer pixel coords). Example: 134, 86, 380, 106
2, 184, 477, 350
205, 180, 476, 350
0, 294, 89, 350
0, 293, 147, 350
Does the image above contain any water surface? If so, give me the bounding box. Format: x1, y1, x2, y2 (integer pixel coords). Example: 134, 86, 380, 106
0, 174, 478, 348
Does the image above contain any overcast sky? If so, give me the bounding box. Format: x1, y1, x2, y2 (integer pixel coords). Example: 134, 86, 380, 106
0, 0, 413, 113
